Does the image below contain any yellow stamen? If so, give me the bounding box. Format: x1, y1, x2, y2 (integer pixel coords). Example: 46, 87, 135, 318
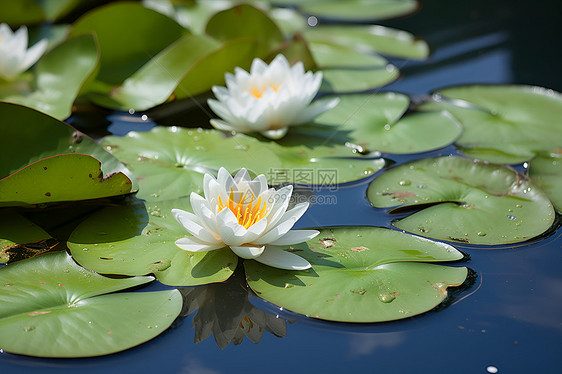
250, 84, 279, 98
217, 188, 269, 229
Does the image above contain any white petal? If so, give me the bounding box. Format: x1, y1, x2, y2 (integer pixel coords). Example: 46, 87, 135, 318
230, 245, 265, 259
210, 119, 240, 132
269, 229, 319, 246
261, 127, 289, 139
171, 208, 219, 244
175, 237, 225, 252
252, 216, 297, 245
296, 97, 340, 125
233, 168, 251, 184
216, 208, 248, 246
255, 246, 311, 270
21, 38, 47, 72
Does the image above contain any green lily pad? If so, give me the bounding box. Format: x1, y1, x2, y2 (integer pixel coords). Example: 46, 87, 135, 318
205, 4, 284, 56
421, 85, 562, 164
313, 93, 462, 153
0, 0, 85, 24
305, 25, 429, 60
70, 2, 186, 85
321, 65, 399, 93
367, 156, 555, 245
245, 226, 467, 322
0, 211, 53, 263
0, 251, 182, 357
0, 102, 135, 206
101, 127, 282, 201
271, 0, 418, 21
68, 197, 238, 286
529, 152, 562, 213
0, 34, 99, 120
309, 41, 388, 68
101, 127, 384, 200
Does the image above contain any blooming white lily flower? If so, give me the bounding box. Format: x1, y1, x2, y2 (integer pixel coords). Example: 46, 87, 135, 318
0, 23, 47, 81
172, 167, 318, 270
208, 54, 339, 139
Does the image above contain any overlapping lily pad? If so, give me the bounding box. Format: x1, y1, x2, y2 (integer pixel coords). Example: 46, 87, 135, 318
421, 85, 562, 164
245, 226, 467, 322
529, 152, 562, 212
0, 211, 53, 263
0, 102, 135, 206
101, 127, 384, 201
0, 34, 99, 119
68, 197, 238, 286
0, 251, 182, 357
367, 156, 555, 244
312, 93, 462, 153
0, 0, 85, 24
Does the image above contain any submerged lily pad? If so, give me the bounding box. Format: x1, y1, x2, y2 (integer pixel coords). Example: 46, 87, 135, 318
0, 251, 182, 357
313, 93, 462, 153
0, 34, 99, 120
246, 226, 467, 322
421, 85, 562, 164
0, 102, 135, 206
68, 197, 238, 286
529, 152, 562, 212
367, 156, 555, 244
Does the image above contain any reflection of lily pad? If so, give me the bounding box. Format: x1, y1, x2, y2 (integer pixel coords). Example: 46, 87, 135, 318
0, 34, 98, 119
246, 226, 467, 322
68, 197, 238, 286
0, 102, 135, 206
367, 156, 555, 244
421, 85, 562, 163
529, 152, 562, 212
0, 252, 182, 357
314, 93, 461, 153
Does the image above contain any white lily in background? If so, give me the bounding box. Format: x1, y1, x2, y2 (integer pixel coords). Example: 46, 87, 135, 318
0, 23, 47, 81
172, 167, 318, 270
208, 54, 339, 139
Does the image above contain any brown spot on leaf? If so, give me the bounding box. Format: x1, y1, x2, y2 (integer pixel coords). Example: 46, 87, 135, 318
320, 238, 336, 248
28, 311, 51, 316
45, 192, 51, 197
392, 191, 416, 199
350, 246, 368, 252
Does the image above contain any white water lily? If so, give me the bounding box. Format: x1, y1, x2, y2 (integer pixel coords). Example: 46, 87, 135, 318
208, 54, 339, 139
0, 23, 47, 81
172, 167, 318, 270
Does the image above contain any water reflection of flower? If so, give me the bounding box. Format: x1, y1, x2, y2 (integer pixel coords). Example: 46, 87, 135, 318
172, 167, 318, 270
208, 54, 339, 139
178, 269, 287, 349
0, 23, 47, 81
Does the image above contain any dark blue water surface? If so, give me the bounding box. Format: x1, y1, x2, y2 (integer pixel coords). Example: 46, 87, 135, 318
2, 0, 561, 373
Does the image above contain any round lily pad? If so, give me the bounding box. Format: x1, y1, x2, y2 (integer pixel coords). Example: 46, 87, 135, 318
314, 93, 462, 153
421, 85, 562, 163
529, 152, 562, 213
68, 197, 238, 286
0, 251, 182, 357
245, 226, 467, 322
367, 156, 556, 244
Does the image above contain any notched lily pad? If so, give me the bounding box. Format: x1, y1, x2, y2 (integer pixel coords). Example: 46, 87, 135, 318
367, 156, 555, 244
421, 85, 562, 163
68, 197, 238, 286
245, 226, 467, 322
0, 251, 182, 357
0, 102, 135, 206
529, 151, 562, 212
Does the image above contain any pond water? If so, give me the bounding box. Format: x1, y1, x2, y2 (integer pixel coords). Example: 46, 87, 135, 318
2, 0, 561, 373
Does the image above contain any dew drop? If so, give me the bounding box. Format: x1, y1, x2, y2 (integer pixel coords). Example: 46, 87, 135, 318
507, 215, 516, 220
417, 184, 424, 189
507, 208, 513, 212
378, 293, 396, 303
515, 204, 522, 208
195, 146, 206, 151
82, 248, 89, 251
141, 114, 148, 121
477, 232, 487, 236
399, 179, 411, 186
363, 168, 374, 175
384, 124, 391, 131
23, 326, 35, 332
486, 366, 498, 374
